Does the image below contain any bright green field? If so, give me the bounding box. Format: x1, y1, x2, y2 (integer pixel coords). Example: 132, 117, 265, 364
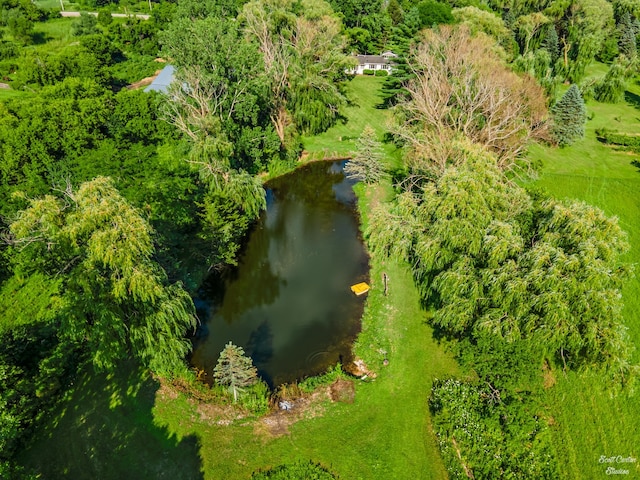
18, 76, 458, 479
525, 76, 640, 478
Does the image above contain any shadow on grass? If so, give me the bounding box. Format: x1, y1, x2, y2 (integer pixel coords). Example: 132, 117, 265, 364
18, 361, 204, 480
624, 90, 640, 110
632, 159, 640, 173
30, 32, 51, 45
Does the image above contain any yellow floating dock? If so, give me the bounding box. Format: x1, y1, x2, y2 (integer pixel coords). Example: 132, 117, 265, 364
350, 282, 370, 296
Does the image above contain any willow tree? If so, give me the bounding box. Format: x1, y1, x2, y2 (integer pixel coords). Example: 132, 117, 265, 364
395, 26, 548, 178
240, 0, 355, 146
369, 143, 634, 380
161, 16, 269, 218
550, 0, 615, 82
8, 177, 196, 375
161, 16, 269, 270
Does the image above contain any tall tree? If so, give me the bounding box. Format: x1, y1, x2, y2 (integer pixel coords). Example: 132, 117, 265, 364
344, 125, 385, 184
551, 84, 586, 146
369, 142, 634, 380
618, 12, 638, 57
395, 26, 548, 176
214, 342, 258, 402
551, 0, 615, 82
8, 177, 196, 375
542, 23, 560, 63
240, 0, 355, 145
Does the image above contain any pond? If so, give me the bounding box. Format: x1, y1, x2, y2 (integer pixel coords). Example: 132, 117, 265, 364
190, 160, 370, 387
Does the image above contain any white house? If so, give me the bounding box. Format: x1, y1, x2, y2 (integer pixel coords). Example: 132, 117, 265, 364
347, 51, 398, 75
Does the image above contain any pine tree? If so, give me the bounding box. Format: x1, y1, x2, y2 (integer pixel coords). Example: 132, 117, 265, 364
387, 0, 404, 25
344, 125, 384, 184
618, 12, 637, 57
542, 24, 560, 64
551, 85, 587, 146
214, 342, 258, 402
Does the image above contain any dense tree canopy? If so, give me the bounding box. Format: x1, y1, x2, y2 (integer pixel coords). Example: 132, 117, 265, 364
8, 177, 196, 374
370, 142, 633, 379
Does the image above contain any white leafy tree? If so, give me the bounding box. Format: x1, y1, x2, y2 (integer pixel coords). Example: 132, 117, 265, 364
214, 342, 258, 402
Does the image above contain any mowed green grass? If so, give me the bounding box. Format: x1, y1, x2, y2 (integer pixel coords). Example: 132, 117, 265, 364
525, 76, 640, 478
18, 76, 458, 479
302, 76, 391, 158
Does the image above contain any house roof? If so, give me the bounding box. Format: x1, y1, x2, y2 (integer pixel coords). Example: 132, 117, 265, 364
355, 55, 390, 65
144, 65, 175, 93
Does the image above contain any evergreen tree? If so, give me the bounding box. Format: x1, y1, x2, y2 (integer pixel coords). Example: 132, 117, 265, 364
344, 125, 385, 184
542, 24, 560, 63
214, 342, 258, 402
387, 0, 404, 25
618, 13, 637, 57
551, 84, 587, 146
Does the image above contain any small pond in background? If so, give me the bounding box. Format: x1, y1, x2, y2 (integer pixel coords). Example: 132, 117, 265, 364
190, 160, 370, 386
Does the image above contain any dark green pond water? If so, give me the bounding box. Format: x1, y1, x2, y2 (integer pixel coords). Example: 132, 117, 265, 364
190, 160, 370, 386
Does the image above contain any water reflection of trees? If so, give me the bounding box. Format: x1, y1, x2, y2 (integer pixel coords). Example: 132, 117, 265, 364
244, 321, 274, 383
217, 222, 283, 323
267, 161, 354, 210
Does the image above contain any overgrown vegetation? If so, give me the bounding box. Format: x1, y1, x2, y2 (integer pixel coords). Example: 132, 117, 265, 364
2, 0, 640, 477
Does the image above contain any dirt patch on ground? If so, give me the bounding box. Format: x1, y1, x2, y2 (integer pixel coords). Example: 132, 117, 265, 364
156, 381, 179, 401
127, 70, 163, 90
329, 378, 355, 403
0, 83, 10, 89
255, 379, 355, 438
344, 358, 377, 379
195, 402, 247, 425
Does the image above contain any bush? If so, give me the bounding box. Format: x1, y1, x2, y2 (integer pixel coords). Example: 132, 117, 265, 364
0, 40, 18, 60
595, 128, 640, 152
430, 378, 559, 479
374, 69, 388, 76
251, 460, 338, 479
299, 364, 345, 393
362, 69, 374, 75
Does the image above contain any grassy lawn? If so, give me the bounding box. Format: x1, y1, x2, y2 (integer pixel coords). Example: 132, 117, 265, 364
302, 76, 391, 158
524, 77, 640, 478
18, 76, 458, 479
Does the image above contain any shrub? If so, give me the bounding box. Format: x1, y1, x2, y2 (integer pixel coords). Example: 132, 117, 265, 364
430, 378, 559, 479
374, 69, 388, 76
251, 460, 338, 479
595, 128, 640, 152
362, 69, 374, 75
593, 56, 631, 103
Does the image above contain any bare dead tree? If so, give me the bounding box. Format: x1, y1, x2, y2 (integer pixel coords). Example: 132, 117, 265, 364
394, 26, 549, 179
